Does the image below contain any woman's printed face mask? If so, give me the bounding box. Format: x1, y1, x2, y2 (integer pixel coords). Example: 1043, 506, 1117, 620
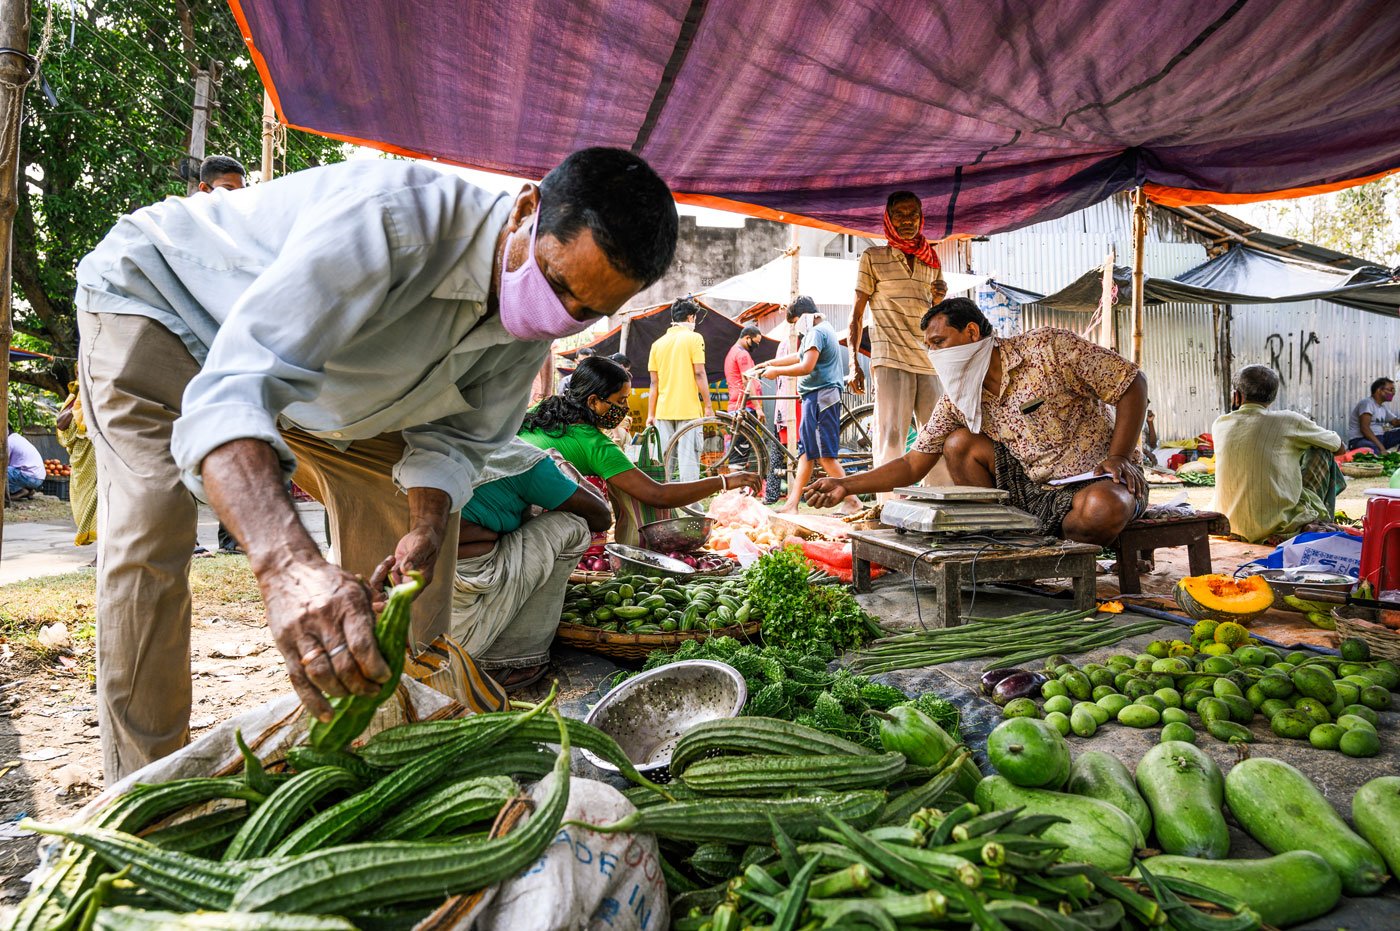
594, 399, 629, 429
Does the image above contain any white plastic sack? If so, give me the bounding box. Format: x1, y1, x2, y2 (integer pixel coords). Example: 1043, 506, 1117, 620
467, 776, 668, 931
1281, 531, 1362, 578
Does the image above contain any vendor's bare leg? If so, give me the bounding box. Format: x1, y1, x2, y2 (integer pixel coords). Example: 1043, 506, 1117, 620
79, 312, 202, 783
779, 455, 817, 513
1061, 482, 1137, 546
942, 428, 997, 487
282, 430, 459, 651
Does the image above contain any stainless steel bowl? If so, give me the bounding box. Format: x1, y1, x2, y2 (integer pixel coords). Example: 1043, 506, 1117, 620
581, 660, 747, 783
639, 516, 715, 554
604, 542, 696, 579
1246, 567, 1356, 612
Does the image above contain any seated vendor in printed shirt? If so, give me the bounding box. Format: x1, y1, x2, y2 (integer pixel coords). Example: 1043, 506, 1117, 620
805, 297, 1148, 545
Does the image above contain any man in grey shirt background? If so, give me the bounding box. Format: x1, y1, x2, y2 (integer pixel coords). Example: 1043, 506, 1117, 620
76, 147, 678, 781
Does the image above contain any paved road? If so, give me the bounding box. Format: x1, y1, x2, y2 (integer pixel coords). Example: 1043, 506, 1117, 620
0, 502, 329, 584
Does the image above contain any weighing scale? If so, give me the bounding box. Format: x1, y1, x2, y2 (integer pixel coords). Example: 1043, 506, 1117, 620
881, 486, 1041, 535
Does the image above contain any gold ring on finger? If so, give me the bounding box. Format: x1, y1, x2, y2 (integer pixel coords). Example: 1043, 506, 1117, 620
299, 646, 326, 667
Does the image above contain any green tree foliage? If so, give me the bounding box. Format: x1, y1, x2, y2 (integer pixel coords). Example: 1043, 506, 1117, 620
1244, 176, 1400, 269
12, 0, 345, 395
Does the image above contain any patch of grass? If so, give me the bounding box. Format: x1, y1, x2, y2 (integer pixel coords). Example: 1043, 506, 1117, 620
5, 494, 76, 524
0, 555, 262, 669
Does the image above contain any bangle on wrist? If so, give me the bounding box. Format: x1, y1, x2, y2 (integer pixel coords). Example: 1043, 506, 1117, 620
719, 474, 729, 491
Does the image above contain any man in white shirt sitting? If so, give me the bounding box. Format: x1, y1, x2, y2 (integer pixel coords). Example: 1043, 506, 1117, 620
1347, 377, 1400, 453
75, 148, 678, 781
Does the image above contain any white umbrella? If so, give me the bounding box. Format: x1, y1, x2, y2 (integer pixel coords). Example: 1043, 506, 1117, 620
698, 254, 985, 306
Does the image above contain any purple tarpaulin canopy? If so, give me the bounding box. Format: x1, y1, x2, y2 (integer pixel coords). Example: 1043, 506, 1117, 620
229, 0, 1400, 237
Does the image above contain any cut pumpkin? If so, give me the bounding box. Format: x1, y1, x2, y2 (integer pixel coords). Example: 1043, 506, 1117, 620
1174, 574, 1274, 623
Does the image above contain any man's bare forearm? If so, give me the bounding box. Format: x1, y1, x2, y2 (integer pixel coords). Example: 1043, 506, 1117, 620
203, 439, 320, 579
1109, 374, 1148, 461
407, 487, 451, 543
839, 452, 934, 496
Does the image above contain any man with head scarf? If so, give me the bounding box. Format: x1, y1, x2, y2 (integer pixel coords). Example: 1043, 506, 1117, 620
808, 298, 1147, 545
849, 191, 949, 475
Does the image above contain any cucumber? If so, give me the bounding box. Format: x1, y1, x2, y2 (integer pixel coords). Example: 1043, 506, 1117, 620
1351, 776, 1400, 879
1065, 750, 1151, 839
974, 776, 1142, 874
1224, 757, 1387, 895
985, 718, 1070, 788
1135, 741, 1228, 859
1132, 851, 1340, 928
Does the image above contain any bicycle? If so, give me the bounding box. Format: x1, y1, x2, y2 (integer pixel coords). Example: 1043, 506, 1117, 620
657, 378, 886, 517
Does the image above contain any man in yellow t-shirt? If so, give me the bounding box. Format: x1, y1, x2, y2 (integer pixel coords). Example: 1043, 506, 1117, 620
646, 298, 712, 482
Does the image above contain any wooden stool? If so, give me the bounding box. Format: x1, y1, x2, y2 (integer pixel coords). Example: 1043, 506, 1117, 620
1109, 511, 1230, 594
849, 529, 1099, 628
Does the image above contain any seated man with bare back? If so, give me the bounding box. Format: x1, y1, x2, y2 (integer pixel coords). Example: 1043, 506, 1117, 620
805, 297, 1148, 545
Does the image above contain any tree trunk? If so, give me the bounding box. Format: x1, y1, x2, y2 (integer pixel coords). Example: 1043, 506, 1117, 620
0, 0, 35, 561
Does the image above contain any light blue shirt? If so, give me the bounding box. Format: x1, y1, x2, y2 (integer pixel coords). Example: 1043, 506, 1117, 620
797, 320, 846, 395
75, 160, 549, 511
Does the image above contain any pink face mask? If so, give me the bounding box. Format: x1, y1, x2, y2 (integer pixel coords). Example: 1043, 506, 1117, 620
498, 211, 594, 342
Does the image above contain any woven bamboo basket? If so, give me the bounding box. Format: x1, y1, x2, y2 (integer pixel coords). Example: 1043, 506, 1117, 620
1333, 607, 1400, 661
555, 619, 761, 661
1339, 462, 1384, 478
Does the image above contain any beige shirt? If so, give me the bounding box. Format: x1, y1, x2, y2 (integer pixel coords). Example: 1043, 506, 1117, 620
1210, 403, 1341, 543
913, 328, 1141, 483
856, 245, 942, 375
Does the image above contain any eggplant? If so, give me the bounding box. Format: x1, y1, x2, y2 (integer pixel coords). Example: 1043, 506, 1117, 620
980, 667, 1023, 695
990, 670, 1041, 706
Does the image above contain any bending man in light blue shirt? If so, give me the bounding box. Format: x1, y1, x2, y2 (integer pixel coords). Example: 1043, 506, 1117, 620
75, 148, 677, 781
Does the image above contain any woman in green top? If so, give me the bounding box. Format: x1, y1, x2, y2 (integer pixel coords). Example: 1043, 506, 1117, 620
518, 357, 760, 540
452, 440, 611, 691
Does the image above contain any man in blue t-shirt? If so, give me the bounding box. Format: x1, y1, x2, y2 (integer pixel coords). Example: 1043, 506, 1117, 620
452, 440, 610, 691
757, 297, 857, 514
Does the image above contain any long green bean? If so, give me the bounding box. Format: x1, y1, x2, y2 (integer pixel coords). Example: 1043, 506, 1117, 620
849, 609, 1168, 674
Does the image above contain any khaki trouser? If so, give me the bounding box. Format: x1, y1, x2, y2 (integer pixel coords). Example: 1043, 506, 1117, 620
450, 511, 591, 671
872, 365, 941, 472
79, 312, 458, 782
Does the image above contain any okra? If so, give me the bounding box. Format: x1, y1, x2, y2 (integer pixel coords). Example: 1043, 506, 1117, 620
223, 766, 362, 861
681, 751, 907, 795
230, 706, 572, 914
810, 889, 948, 923
1051, 864, 1165, 927
307, 572, 423, 753
773, 856, 821, 931
886, 845, 983, 888
669, 717, 871, 777
929, 801, 980, 846
817, 817, 957, 895
273, 686, 555, 856
808, 898, 900, 930
570, 791, 885, 845
794, 841, 883, 876
951, 806, 1025, 841
881, 752, 970, 826
985, 899, 1088, 930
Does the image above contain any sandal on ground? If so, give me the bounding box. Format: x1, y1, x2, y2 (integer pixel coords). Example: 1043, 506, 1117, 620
496, 663, 550, 693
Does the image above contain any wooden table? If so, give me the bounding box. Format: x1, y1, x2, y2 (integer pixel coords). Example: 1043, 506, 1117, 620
1109, 512, 1226, 594
849, 529, 1100, 627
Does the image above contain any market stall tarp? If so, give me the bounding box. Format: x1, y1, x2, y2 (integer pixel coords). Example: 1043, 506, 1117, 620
699, 254, 987, 306
995, 248, 1400, 315
230, 0, 1400, 237
562, 303, 779, 388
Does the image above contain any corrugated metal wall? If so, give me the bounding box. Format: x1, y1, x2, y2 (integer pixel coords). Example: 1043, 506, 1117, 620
1226, 300, 1400, 438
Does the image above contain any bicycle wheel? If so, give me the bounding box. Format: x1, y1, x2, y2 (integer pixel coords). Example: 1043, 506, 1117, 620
660, 414, 769, 517
838, 402, 920, 473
